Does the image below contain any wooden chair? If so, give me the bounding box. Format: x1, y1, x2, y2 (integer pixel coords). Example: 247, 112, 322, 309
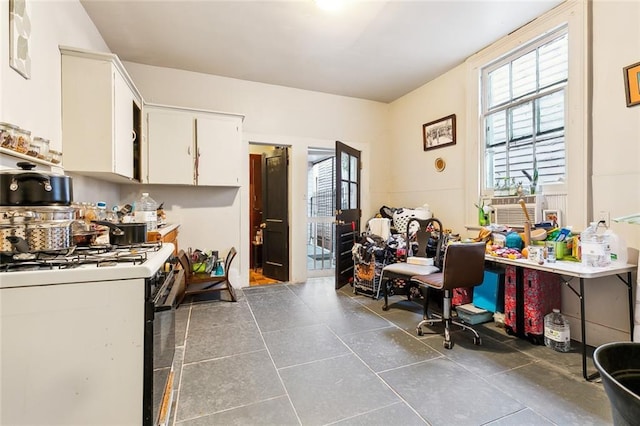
177, 247, 237, 304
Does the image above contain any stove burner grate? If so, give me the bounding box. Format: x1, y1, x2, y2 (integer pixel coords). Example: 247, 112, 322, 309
0, 241, 164, 271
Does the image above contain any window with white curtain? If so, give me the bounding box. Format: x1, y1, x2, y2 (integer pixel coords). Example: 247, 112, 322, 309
482, 26, 568, 193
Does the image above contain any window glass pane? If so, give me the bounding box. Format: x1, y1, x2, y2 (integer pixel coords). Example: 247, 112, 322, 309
486, 145, 507, 188
350, 183, 357, 209
341, 152, 349, 181
536, 132, 565, 184
512, 51, 536, 99
350, 155, 357, 182
482, 28, 567, 194
486, 111, 507, 147
538, 91, 564, 134
509, 102, 533, 142
539, 34, 568, 89
487, 64, 510, 108
341, 181, 349, 210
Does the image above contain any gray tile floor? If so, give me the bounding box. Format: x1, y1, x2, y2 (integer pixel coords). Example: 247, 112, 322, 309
171, 277, 613, 425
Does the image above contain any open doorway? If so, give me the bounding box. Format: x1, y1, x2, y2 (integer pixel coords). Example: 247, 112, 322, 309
307, 147, 336, 277
249, 144, 289, 286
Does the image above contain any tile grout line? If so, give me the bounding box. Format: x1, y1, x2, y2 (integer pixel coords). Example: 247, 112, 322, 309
243, 289, 305, 426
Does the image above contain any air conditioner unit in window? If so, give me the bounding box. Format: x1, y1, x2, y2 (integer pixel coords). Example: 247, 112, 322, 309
490, 195, 546, 227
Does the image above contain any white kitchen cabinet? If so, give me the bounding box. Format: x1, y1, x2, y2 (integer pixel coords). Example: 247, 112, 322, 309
60, 47, 143, 183
145, 104, 243, 186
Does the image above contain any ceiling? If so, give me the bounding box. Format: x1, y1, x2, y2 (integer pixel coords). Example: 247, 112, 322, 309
80, 0, 564, 103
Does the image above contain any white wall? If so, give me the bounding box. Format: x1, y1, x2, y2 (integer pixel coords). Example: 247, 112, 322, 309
0, 0, 107, 151
122, 62, 389, 286
0, 0, 120, 202
387, 65, 468, 233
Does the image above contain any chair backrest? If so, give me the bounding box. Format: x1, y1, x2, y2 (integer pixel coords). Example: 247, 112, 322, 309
440, 242, 486, 291
224, 247, 237, 277
407, 217, 445, 268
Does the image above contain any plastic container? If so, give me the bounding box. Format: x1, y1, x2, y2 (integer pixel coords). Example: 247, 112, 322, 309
605, 229, 628, 264
581, 221, 610, 267
544, 308, 571, 352
594, 342, 640, 426
48, 149, 62, 164
13, 127, 31, 154
0, 122, 17, 150
32, 137, 50, 160
96, 201, 108, 221
134, 192, 158, 231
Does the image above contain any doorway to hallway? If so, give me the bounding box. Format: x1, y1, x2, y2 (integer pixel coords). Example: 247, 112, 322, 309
248, 144, 289, 286
307, 147, 336, 278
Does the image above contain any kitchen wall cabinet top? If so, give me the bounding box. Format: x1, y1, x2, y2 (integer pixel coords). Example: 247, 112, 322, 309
144, 103, 244, 187
60, 46, 143, 184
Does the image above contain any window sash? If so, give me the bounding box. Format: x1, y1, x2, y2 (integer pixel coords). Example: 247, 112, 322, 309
482, 27, 568, 191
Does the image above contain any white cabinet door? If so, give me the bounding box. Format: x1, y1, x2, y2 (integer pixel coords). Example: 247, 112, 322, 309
147, 108, 195, 185
60, 48, 142, 183
196, 115, 242, 186
113, 68, 135, 179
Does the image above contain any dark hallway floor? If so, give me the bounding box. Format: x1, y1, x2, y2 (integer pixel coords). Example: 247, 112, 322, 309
171, 277, 613, 425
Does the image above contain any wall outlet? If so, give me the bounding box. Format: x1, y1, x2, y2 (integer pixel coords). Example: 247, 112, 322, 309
598, 210, 610, 227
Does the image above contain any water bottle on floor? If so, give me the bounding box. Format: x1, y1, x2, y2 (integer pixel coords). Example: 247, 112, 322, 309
544, 309, 571, 352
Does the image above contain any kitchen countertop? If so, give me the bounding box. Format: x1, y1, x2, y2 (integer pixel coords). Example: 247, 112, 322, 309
0, 243, 175, 289
148, 223, 180, 238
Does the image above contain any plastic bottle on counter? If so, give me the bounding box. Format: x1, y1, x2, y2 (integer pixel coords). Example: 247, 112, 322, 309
96, 201, 107, 221
580, 221, 610, 267
134, 192, 158, 231
544, 309, 571, 352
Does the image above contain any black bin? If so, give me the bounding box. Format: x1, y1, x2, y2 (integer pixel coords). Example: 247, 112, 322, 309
594, 342, 640, 426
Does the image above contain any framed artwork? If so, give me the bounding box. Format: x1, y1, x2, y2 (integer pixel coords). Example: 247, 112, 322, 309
543, 209, 561, 227
623, 61, 640, 107
9, 0, 31, 79
423, 114, 456, 151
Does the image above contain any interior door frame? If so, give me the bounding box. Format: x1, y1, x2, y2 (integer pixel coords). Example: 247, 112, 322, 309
248, 142, 290, 284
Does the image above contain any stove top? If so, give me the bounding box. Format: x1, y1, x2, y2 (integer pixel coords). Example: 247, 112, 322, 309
0, 242, 164, 272
0, 242, 176, 289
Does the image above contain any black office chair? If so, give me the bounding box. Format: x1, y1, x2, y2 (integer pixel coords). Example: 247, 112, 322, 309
381, 217, 445, 312
411, 242, 486, 349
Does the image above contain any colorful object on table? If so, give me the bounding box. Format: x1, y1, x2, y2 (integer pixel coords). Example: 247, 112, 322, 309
505, 232, 524, 250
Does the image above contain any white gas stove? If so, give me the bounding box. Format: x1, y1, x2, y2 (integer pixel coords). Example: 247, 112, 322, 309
0, 242, 178, 425
0, 242, 175, 288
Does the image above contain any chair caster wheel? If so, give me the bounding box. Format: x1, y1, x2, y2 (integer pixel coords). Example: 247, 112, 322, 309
474, 336, 482, 345
443, 340, 454, 349
416, 327, 424, 336
382, 305, 389, 311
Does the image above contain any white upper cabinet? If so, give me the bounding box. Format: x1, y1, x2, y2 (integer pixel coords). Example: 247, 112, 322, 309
60, 47, 142, 182
145, 104, 243, 186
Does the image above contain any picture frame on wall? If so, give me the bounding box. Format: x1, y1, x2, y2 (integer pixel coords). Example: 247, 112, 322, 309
623, 61, 640, 107
423, 114, 456, 151
543, 209, 561, 227
9, 0, 31, 79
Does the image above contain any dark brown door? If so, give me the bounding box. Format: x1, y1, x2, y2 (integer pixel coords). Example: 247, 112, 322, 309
335, 141, 361, 290
261, 147, 289, 282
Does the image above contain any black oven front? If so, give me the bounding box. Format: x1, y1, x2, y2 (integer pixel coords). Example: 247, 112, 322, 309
143, 259, 181, 425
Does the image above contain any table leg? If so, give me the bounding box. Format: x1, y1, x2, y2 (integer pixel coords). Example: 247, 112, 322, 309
627, 271, 634, 339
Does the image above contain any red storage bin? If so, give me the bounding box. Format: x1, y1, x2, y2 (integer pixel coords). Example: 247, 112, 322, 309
452, 287, 473, 306
504, 265, 561, 344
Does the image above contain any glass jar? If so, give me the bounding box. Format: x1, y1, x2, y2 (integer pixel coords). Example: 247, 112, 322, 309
32, 137, 50, 160
27, 141, 40, 157
49, 149, 62, 164
0, 122, 18, 150
13, 127, 31, 154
